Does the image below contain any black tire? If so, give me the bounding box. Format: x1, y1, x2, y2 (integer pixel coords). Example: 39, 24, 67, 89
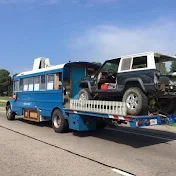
122, 87, 148, 116
6, 105, 15, 120
157, 98, 175, 114
78, 88, 93, 100
96, 118, 107, 130
52, 109, 68, 133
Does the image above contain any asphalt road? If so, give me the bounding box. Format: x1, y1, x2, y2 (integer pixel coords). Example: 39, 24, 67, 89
0, 111, 176, 176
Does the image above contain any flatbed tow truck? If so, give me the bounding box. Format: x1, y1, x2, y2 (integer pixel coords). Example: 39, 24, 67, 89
6, 57, 176, 133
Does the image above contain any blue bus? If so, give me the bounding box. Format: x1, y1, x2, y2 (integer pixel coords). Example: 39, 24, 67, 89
6, 58, 100, 133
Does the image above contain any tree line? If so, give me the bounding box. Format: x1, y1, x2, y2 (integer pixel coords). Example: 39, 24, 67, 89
1, 61, 176, 96
160, 62, 176, 74
0, 69, 17, 96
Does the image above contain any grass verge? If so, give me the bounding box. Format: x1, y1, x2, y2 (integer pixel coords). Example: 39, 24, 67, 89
0, 102, 6, 107
169, 123, 176, 127
0, 96, 9, 100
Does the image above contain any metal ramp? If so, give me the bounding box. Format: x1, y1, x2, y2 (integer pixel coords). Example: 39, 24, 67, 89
69, 99, 127, 116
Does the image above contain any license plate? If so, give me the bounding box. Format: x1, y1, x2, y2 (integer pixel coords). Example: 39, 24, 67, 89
150, 119, 157, 125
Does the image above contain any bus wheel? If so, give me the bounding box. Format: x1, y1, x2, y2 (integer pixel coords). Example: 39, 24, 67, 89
52, 109, 68, 133
6, 105, 15, 120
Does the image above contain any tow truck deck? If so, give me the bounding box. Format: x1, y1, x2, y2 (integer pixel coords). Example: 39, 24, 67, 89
64, 99, 176, 131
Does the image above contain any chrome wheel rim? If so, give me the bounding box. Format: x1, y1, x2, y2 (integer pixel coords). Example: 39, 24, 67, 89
53, 114, 61, 128
126, 93, 139, 111
79, 93, 87, 100
7, 108, 11, 118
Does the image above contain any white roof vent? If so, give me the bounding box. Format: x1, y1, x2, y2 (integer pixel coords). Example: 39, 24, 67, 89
32, 57, 50, 71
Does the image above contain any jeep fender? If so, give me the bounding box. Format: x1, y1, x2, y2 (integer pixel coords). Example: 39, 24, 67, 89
79, 81, 93, 93
124, 78, 147, 92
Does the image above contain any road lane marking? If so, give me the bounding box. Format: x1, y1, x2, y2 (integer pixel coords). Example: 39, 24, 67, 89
112, 168, 135, 176
0, 125, 135, 176
107, 128, 176, 142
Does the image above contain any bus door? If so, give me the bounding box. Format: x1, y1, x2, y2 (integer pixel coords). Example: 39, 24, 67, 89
70, 66, 86, 99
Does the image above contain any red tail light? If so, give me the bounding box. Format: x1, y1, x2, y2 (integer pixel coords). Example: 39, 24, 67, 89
154, 71, 160, 88
84, 120, 89, 125
154, 71, 161, 77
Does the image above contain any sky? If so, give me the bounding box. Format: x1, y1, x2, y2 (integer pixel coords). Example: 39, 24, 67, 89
0, 0, 176, 75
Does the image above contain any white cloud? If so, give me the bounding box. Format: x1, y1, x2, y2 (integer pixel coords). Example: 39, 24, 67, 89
69, 19, 176, 64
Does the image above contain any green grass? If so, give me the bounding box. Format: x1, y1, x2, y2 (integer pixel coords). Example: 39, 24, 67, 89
0, 102, 6, 107
0, 96, 9, 100
169, 123, 176, 127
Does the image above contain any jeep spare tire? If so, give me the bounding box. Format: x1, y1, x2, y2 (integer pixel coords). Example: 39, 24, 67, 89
122, 87, 148, 116
157, 98, 175, 114
78, 88, 93, 100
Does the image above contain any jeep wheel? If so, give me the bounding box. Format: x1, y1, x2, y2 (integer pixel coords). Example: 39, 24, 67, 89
78, 88, 93, 100
122, 87, 148, 116
157, 98, 175, 114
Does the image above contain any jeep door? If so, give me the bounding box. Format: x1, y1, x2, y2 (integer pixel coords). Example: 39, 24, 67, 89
92, 59, 120, 93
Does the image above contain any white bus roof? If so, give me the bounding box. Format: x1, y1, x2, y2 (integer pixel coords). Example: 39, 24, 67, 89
16, 63, 66, 77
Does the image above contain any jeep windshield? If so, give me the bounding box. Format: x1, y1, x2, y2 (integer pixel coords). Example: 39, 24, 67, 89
100, 60, 119, 73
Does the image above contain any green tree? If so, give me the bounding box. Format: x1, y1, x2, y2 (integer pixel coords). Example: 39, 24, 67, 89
170, 61, 176, 72
92, 62, 102, 66
0, 69, 11, 96
8, 73, 19, 95
160, 62, 167, 74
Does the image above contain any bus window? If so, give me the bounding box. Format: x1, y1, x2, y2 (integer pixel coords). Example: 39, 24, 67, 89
13, 81, 19, 92
40, 75, 46, 90
34, 76, 40, 91
19, 79, 23, 91
23, 78, 28, 91
28, 77, 33, 91
54, 73, 62, 90
47, 74, 54, 90
13, 82, 15, 92
86, 68, 95, 76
